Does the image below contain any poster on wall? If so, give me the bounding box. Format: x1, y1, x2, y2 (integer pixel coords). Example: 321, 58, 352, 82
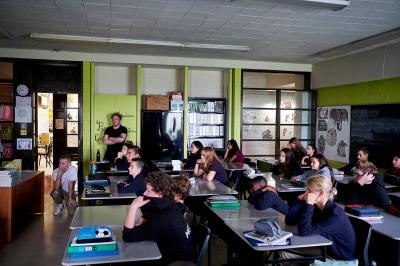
316, 106, 351, 163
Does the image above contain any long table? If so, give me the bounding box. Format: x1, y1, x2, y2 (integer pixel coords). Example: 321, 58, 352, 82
205, 200, 332, 266
81, 176, 137, 201
0, 171, 44, 242
62, 227, 161, 266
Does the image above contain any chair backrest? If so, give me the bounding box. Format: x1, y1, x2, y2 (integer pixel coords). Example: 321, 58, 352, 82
47, 142, 53, 155
191, 223, 210, 266
347, 216, 372, 266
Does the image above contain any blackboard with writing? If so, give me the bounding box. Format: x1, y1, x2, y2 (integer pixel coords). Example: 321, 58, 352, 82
350, 104, 400, 169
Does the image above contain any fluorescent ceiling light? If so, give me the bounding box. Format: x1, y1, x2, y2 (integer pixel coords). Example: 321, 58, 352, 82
30, 33, 249, 52
312, 27, 400, 59
232, 0, 349, 11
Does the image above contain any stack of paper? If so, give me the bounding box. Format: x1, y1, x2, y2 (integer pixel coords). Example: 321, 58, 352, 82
207, 195, 240, 209
0, 168, 20, 187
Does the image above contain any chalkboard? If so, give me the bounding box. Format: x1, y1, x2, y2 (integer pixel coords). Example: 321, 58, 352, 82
350, 104, 400, 169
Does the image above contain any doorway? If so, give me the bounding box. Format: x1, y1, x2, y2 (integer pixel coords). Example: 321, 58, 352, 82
35, 93, 79, 174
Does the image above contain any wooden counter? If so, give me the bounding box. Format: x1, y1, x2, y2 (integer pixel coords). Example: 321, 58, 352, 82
0, 171, 44, 242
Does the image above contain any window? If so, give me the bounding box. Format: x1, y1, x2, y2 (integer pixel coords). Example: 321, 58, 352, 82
241, 71, 314, 160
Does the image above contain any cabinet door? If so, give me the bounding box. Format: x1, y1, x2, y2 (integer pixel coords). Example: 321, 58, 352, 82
114, 95, 137, 144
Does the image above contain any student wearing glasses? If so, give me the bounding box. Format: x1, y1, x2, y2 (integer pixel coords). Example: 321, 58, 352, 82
194, 146, 228, 183
345, 160, 400, 217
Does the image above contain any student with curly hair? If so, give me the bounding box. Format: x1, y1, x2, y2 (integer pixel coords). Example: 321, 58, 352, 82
171, 175, 191, 215
123, 171, 193, 265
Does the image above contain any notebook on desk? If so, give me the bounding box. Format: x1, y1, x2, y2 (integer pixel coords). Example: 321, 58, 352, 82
84, 184, 111, 198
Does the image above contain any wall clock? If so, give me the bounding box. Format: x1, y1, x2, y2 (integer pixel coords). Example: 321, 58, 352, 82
16, 84, 29, 96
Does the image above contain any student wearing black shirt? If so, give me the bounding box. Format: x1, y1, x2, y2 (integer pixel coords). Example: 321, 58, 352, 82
285, 175, 356, 261
339, 147, 369, 175
117, 159, 146, 195
171, 175, 191, 215
248, 176, 288, 214
184, 141, 203, 169
384, 152, 400, 184
272, 148, 300, 179
345, 160, 400, 217
288, 137, 306, 165
115, 145, 140, 170
123, 172, 193, 265
194, 146, 228, 183
103, 112, 127, 162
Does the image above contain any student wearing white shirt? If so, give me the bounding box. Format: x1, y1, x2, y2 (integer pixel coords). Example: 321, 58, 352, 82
50, 154, 78, 216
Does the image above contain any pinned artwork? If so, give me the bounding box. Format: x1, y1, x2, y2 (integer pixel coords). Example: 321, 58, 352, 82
262, 129, 273, 140
326, 128, 337, 146
337, 140, 348, 158
316, 106, 350, 163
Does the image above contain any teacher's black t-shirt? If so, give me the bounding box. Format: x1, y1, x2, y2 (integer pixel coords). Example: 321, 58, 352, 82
103, 125, 127, 162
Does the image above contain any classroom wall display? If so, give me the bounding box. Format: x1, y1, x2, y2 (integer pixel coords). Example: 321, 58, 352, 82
350, 104, 400, 169
16, 138, 32, 150
316, 106, 350, 163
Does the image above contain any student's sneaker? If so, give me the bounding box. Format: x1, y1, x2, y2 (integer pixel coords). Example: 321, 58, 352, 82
53, 203, 64, 216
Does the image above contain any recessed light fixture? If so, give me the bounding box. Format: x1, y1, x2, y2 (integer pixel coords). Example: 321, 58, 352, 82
30, 33, 250, 52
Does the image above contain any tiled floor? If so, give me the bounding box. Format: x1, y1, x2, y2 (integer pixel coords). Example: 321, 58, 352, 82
0, 175, 229, 266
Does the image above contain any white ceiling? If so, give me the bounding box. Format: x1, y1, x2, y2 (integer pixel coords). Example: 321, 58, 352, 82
0, 0, 399, 63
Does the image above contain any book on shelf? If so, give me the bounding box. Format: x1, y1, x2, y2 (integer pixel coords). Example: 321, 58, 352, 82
345, 204, 381, 217
243, 230, 293, 246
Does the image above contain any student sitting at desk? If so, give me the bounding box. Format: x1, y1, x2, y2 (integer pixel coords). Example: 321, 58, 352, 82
345, 160, 400, 217
292, 154, 341, 182
224, 139, 245, 164
384, 152, 400, 184
248, 176, 288, 214
194, 147, 228, 183
171, 175, 191, 215
272, 148, 301, 179
117, 159, 146, 195
183, 141, 203, 169
285, 175, 356, 261
123, 171, 193, 265
339, 146, 369, 175
115, 145, 140, 170
301, 143, 317, 168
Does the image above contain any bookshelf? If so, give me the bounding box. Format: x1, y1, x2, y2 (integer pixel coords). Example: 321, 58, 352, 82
188, 98, 226, 151
0, 63, 14, 164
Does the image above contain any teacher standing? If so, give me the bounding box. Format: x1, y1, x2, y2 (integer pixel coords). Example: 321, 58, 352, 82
103, 112, 127, 162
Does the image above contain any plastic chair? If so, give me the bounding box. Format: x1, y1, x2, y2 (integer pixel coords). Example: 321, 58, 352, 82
192, 223, 211, 266
348, 215, 372, 266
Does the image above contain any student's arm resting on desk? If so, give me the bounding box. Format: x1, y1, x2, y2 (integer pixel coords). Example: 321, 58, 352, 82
285, 199, 305, 225
298, 203, 343, 236
204, 171, 216, 182
248, 189, 289, 213
194, 161, 205, 177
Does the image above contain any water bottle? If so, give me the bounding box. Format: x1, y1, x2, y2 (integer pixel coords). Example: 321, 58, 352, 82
89, 161, 97, 174
96, 149, 100, 162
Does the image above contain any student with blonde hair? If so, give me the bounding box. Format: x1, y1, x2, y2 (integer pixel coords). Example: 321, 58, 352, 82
194, 146, 228, 183
285, 175, 356, 260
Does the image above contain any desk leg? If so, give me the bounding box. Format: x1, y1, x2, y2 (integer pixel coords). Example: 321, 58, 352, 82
321, 246, 327, 262
208, 236, 211, 266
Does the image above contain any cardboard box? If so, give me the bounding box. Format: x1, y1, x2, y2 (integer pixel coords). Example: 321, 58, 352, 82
143, 95, 169, 110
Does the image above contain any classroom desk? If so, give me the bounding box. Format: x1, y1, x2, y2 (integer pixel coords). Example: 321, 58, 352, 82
205, 202, 331, 266
0, 171, 44, 242
204, 200, 280, 220
70, 205, 138, 229
336, 175, 398, 190
189, 178, 238, 197
336, 202, 400, 265
81, 176, 137, 200
96, 168, 129, 176
62, 227, 161, 266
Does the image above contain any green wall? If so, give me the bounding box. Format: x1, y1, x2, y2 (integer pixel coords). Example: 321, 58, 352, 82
317, 77, 400, 106
317, 76, 400, 169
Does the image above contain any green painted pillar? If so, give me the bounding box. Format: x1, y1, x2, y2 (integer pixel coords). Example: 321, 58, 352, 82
183, 66, 189, 159
136, 65, 142, 147
231, 68, 242, 146
82, 61, 93, 176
